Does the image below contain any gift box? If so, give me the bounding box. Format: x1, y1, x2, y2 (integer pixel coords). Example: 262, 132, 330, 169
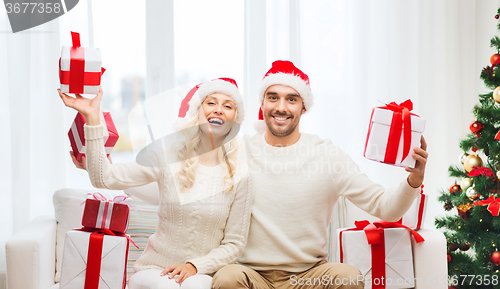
364, 100, 426, 168
59, 31, 105, 94
68, 111, 119, 161
337, 220, 425, 289
59, 229, 129, 289
400, 186, 427, 229
82, 193, 133, 234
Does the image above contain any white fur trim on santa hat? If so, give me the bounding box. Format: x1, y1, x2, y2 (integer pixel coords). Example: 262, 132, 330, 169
197, 79, 245, 123
174, 79, 244, 130
258, 73, 313, 111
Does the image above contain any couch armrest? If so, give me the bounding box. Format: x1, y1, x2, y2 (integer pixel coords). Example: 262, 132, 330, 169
6, 215, 57, 289
411, 229, 448, 289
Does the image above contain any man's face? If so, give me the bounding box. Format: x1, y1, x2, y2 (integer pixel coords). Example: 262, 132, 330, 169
262, 84, 306, 137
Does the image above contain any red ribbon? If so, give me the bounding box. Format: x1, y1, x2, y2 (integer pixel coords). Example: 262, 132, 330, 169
380, 100, 414, 164
339, 220, 424, 289
474, 195, 500, 216
468, 166, 496, 179
59, 31, 105, 94
416, 185, 425, 229
77, 227, 139, 249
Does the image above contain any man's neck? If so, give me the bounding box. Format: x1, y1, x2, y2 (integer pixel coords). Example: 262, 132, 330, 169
264, 130, 301, 147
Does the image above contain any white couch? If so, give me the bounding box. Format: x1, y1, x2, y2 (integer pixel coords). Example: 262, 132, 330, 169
5, 187, 447, 289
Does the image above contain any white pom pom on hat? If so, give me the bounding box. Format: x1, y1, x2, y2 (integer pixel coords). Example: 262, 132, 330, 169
255, 60, 313, 133
175, 77, 244, 130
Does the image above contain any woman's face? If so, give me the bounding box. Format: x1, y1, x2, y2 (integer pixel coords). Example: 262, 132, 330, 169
198, 93, 236, 137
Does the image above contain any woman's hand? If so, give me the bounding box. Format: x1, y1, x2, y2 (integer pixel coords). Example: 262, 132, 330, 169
406, 135, 428, 188
160, 263, 197, 283
70, 151, 113, 170
58, 86, 103, 126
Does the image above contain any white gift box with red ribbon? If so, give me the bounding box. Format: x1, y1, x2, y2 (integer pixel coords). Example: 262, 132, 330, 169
337, 220, 425, 289
68, 111, 119, 161
364, 100, 426, 168
59, 31, 105, 94
82, 193, 135, 234
59, 229, 129, 289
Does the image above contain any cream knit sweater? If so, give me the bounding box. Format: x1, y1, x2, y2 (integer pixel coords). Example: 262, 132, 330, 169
239, 132, 421, 272
84, 124, 253, 275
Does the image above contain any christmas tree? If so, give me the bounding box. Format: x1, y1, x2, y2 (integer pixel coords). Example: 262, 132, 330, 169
435, 8, 500, 289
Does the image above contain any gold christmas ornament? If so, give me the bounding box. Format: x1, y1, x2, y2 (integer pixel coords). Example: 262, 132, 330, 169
461, 178, 473, 191
464, 154, 483, 172
460, 153, 468, 164
494, 86, 500, 103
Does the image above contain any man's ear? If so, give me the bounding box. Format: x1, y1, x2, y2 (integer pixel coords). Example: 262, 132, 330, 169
302, 105, 307, 115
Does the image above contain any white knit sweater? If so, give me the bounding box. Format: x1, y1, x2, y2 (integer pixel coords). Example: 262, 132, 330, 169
239, 132, 420, 272
84, 124, 253, 275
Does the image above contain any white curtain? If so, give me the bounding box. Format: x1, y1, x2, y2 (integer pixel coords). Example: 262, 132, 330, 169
0, 11, 66, 238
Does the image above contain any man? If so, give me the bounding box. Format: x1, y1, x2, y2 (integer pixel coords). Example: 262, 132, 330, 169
212, 60, 428, 289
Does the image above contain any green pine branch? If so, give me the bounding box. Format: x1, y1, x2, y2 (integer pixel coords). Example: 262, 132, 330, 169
491, 36, 500, 51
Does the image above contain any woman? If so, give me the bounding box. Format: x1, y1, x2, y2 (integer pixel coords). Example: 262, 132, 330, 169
58, 78, 252, 289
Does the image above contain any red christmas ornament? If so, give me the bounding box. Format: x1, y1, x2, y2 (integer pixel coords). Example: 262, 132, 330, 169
496, 14, 499, 19
449, 244, 459, 251
450, 184, 462, 195
491, 251, 500, 266
448, 287, 458, 289
459, 242, 470, 251
491, 54, 500, 67
470, 121, 484, 135
447, 254, 452, 262
471, 147, 478, 152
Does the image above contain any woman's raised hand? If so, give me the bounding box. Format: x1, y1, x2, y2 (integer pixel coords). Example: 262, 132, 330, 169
70, 150, 113, 171
58, 86, 103, 126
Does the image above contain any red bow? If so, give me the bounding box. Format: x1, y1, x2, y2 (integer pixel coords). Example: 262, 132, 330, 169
495, 130, 500, 140
468, 166, 496, 179
77, 227, 139, 249
379, 100, 414, 164
474, 195, 500, 216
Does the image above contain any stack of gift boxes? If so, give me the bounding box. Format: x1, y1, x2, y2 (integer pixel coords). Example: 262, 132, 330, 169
337, 100, 428, 289
59, 31, 119, 161
59, 193, 138, 289
59, 31, 136, 289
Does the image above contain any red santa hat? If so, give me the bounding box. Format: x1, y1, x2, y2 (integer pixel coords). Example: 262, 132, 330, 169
255, 60, 313, 132
175, 77, 244, 129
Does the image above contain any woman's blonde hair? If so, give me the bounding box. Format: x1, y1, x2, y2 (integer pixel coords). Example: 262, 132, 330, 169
174, 100, 241, 193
